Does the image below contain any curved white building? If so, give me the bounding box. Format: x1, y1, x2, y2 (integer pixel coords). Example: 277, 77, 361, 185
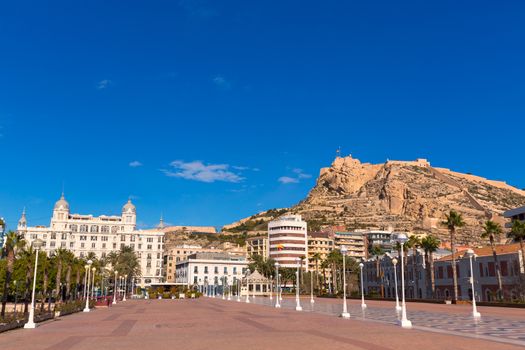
268, 215, 308, 270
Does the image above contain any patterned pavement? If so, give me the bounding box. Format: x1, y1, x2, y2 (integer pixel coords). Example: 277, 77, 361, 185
243, 296, 525, 347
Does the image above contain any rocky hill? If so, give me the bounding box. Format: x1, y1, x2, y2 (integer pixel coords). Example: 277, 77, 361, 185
227, 155, 525, 245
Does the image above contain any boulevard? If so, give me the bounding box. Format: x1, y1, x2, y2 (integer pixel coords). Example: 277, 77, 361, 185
1, 297, 524, 350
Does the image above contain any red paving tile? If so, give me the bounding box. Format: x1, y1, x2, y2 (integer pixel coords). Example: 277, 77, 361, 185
0, 298, 522, 350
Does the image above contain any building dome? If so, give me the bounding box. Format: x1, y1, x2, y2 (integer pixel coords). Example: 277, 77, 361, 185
122, 198, 136, 214
54, 193, 70, 211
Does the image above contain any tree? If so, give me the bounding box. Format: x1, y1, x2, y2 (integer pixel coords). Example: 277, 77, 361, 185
53, 248, 70, 302
442, 210, 465, 301
311, 253, 322, 289
407, 235, 422, 299
481, 220, 504, 300
38, 251, 52, 312
421, 235, 440, 298
508, 220, 525, 274
1, 231, 25, 318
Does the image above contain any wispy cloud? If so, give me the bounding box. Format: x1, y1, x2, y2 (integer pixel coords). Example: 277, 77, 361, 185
162, 160, 244, 183
97, 79, 112, 89
278, 176, 299, 184
232, 165, 260, 172
278, 168, 312, 184
129, 161, 143, 168
212, 75, 232, 90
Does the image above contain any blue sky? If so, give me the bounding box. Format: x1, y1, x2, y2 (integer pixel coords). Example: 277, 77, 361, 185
1, 0, 524, 229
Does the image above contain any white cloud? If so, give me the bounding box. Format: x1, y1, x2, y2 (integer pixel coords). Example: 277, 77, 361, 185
278, 168, 312, 184
129, 161, 143, 167
278, 176, 299, 184
212, 75, 231, 90
97, 79, 112, 89
163, 160, 244, 183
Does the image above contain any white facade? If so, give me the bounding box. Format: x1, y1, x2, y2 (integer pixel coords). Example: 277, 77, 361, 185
268, 215, 308, 270
175, 252, 248, 294
17, 194, 164, 287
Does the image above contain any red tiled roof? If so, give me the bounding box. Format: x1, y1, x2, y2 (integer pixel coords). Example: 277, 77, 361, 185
436, 243, 521, 261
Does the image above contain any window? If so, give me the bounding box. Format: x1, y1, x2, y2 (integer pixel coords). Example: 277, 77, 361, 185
80, 235, 87, 241
80, 243, 85, 248
193, 276, 198, 284
130, 243, 135, 249
214, 266, 218, 274
80, 225, 88, 232
113, 243, 117, 249
121, 235, 126, 242
147, 245, 152, 250
147, 253, 152, 259
130, 235, 135, 242
102, 243, 106, 249
51, 232, 56, 239
224, 267, 228, 274
120, 243, 125, 249
101, 236, 108, 241
194, 266, 199, 273
157, 253, 161, 259
90, 225, 99, 233
61, 233, 67, 240
50, 241, 56, 247
91, 236, 97, 241
69, 242, 74, 248
111, 226, 118, 233
147, 238, 153, 243
204, 266, 209, 273
233, 267, 237, 274
101, 226, 109, 233
92, 243, 96, 248
158, 237, 162, 243
71, 224, 78, 232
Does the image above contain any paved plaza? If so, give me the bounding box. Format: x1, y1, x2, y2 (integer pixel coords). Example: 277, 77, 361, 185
1, 297, 524, 350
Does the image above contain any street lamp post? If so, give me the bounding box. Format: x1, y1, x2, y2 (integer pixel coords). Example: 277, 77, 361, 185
275, 262, 281, 308
236, 279, 241, 302
123, 275, 128, 301
392, 258, 401, 312
340, 245, 350, 319
13, 280, 18, 319
83, 266, 88, 299
466, 249, 481, 319
295, 257, 302, 311
279, 273, 282, 301
245, 271, 250, 303
310, 267, 315, 304
112, 270, 118, 305
396, 233, 412, 328
359, 262, 367, 309
83, 260, 93, 312
226, 277, 231, 301
24, 239, 43, 329
222, 276, 226, 300
91, 267, 96, 300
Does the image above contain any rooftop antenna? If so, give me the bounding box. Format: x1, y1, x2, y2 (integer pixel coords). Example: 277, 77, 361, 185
336, 146, 341, 158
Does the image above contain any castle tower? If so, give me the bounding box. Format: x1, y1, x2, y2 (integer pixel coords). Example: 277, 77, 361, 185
122, 198, 137, 232
51, 193, 70, 230
17, 208, 27, 231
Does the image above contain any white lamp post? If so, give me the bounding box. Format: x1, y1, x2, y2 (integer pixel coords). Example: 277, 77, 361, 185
83, 267, 88, 299
123, 274, 128, 301
295, 257, 302, 311
279, 273, 282, 301
269, 278, 273, 301
310, 268, 315, 304
245, 272, 250, 303
112, 270, 118, 305
359, 262, 367, 309
392, 258, 401, 312
396, 233, 412, 328
227, 277, 231, 301
91, 267, 96, 300
236, 279, 241, 302
340, 245, 350, 319
24, 238, 43, 329
466, 249, 481, 319
83, 260, 93, 312
222, 276, 226, 300
275, 262, 281, 308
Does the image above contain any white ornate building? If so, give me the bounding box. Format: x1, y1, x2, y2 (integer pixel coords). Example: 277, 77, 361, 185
17, 194, 164, 287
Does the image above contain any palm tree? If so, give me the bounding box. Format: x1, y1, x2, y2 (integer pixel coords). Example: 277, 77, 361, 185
18, 243, 36, 314
39, 251, 52, 312
508, 220, 525, 274
442, 209, 465, 301
53, 248, 70, 302
408, 235, 422, 299
311, 253, 322, 289
481, 220, 504, 300
73, 257, 86, 300
1, 231, 25, 318
421, 235, 440, 298
320, 259, 329, 292
62, 250, 75, 300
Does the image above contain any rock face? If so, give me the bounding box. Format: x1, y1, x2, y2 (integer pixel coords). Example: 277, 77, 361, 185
292, 156, 525, 245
